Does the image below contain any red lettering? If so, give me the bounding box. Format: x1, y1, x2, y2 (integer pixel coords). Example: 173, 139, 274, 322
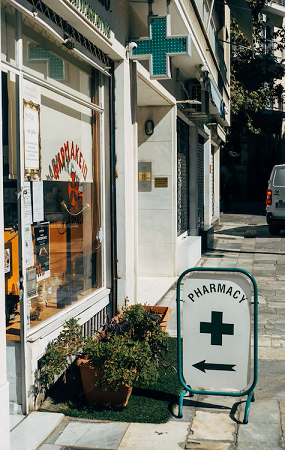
75, 145, 79, 163
57, 153, 63, 171
82, 162, 87, 180
70, 141, 74, 159
79, 152, 82, 168
60, 147, 65, 166
53, 162, 59, 180
64, 141, 70, 162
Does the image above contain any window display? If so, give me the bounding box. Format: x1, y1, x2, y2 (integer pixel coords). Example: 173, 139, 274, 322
3, 26, 105, 334
26, 85, 103, 328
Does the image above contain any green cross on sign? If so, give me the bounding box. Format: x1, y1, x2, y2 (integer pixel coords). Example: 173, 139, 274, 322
131, 15, 191, 79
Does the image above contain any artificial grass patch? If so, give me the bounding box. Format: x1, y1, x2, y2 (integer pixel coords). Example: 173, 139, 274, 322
40, 337, 182, 423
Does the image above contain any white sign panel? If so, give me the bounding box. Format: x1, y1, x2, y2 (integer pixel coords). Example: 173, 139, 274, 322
183, 274, 252, 392
32, 181, 44, 223
24, 106, 40, 170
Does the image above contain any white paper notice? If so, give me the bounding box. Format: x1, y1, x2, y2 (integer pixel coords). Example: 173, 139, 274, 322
24, 224, 34, 268
24, 106, 39, 170
33, 181, 44, 222
24, 182, 33, 225
23, 80, 41, 105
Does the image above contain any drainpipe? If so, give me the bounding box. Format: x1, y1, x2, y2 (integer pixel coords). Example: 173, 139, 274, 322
109, 63, 118, 317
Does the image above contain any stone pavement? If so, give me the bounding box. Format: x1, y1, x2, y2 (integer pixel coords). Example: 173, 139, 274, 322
13, 214, 285, 449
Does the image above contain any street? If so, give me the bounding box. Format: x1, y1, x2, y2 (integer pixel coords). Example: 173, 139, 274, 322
164, 213, 285, 449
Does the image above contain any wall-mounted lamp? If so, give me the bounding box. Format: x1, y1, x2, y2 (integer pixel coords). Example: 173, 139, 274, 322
145, 119, 154, 136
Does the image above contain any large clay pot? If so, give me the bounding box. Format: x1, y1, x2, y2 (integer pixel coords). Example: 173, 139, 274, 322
76, 359, 132, 407
142, 306, 171, 331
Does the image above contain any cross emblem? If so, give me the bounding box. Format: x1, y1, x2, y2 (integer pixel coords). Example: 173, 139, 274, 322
130, 15, 191, 79
68, 172, 79, 207
200, 311, 234, 346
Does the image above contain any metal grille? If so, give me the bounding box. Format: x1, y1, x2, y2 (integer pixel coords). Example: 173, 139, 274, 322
177, 117, 190, 236
198, 139, 204, 229
81, 306, 108, 338
190, 84, 202, 112
26, 0, 111, 66
211, 146, 215, 217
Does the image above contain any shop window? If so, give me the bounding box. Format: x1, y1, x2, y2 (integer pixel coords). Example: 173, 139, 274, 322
22, 19, 95, 105
2, 71, 20, 341
1, 4, 16, 66
25, 84, 103, 329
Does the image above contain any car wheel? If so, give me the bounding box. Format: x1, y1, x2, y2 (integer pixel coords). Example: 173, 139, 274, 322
268, 225, 281, 236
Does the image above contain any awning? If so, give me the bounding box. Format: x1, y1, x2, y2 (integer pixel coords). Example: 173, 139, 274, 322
210, 82, 226, 120
226, 0, 253, 46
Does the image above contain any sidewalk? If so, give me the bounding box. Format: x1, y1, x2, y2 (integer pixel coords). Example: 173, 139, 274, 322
11, 214, 285, 449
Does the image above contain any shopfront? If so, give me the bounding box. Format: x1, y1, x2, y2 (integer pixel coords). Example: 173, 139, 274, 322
1, 0, 114, 412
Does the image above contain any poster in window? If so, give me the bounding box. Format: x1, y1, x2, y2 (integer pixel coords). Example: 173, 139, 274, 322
23, 101, 41, 180
4, 241, 12, 279
34, 222, 50, 281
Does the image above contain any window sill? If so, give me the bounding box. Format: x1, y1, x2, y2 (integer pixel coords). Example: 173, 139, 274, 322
27, 287, 110, 343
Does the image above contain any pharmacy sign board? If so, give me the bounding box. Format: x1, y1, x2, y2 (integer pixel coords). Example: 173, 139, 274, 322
183, 273, 252, 392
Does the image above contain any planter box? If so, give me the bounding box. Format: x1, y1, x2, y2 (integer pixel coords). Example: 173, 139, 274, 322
76, 359, 132, 407
142, 306, 171, 331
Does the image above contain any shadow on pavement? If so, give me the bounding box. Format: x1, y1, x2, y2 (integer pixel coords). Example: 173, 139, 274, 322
216, 224, 283, 239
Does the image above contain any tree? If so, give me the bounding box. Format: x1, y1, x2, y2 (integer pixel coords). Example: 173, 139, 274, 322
225, 0, 285, 156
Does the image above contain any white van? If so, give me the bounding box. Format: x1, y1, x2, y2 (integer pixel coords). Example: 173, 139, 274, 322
266, 164, 285, 235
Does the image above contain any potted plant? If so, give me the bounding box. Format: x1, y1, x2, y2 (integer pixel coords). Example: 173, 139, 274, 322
37, 304, 169, 408
77, 303, 169, 407
142, 305, 171, 331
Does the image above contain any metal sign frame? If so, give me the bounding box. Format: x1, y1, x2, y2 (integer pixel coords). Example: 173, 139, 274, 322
177, 267, 258, 424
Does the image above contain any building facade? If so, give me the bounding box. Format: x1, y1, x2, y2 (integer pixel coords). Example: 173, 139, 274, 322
0, 0, 241, 446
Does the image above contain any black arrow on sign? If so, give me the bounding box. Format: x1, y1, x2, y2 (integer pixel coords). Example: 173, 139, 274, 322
193, 360, 236, 373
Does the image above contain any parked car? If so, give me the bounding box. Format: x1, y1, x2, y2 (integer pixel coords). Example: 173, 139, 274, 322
266, 164, 285, 235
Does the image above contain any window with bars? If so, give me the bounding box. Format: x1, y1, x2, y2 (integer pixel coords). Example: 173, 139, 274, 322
177, 118, 190, 236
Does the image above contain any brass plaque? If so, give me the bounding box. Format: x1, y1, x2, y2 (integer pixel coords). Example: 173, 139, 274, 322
155, 177, 168, 188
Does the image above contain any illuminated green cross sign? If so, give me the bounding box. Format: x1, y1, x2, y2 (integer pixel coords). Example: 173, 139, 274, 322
131, 15, 191, 80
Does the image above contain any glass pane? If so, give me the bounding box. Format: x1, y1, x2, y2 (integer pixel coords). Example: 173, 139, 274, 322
2, 71, 20, 341
273, 168, 285, 187
26, 84, 102, 329
22, 18, 93, 104
1, 4, 16, 65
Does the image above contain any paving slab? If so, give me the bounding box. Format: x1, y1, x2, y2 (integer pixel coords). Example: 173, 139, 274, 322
118, 422, 190, 450
11, 412, 64, 450
39, 445, 62, 450
186, 442, 234, 449
238, 422, 281, 447
190, 412, 236, 441
239, 399, 280, 424
54, 422, 129, 449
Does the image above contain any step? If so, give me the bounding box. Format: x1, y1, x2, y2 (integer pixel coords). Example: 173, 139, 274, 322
10, 411, 64, 450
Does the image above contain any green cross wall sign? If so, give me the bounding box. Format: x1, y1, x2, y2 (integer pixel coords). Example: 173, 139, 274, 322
131, 15, 191, 80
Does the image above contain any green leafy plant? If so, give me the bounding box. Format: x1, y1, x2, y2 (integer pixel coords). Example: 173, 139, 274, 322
38, 318, 83, 388
38, 304, 169, 394
82, 304, 169, 390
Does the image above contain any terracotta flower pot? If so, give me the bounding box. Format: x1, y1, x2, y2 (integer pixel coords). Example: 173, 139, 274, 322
76, 359, 132, 407
142, 306, 171, 331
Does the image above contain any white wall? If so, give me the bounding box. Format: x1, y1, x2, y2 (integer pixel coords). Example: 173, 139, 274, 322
115, 60, 138, 309
137, 106, 177, 276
